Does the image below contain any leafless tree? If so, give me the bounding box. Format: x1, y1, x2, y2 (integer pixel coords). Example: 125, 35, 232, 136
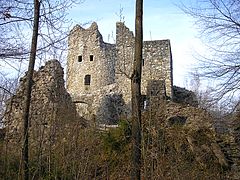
131, 0, 143, 179
21, 1, 40, 179
181, 0, 240, 107
0, 77, 17, 126
0, 0, 83, 179
0, 0, 82, 69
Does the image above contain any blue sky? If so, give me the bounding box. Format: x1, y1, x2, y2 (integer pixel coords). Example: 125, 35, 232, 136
69, 0, 204, 87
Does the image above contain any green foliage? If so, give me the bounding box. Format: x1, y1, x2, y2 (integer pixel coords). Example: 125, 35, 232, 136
102, 120, 131, 154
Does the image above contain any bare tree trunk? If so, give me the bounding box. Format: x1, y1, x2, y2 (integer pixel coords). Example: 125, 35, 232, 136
131, 0, 143, 179
22, 0, 40, 179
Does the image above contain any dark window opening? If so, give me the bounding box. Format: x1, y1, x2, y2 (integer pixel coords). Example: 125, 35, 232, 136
142, 58, 144, 66
78, 55, 82, 62
90, 55, 94, 61
84, 75, 91, 85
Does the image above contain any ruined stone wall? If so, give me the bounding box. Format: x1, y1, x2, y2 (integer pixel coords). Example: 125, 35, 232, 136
115, 22, 135, 104
115, 22, 173, 103
72, 83, 129, 124
66, 22, 173, 124
142, 40, 173, 98
67, 22, 116, 97
172, 86, 198, 107
4, 60, 84, 144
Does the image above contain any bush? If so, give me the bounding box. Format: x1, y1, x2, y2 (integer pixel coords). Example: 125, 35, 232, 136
102, 120, 131, 154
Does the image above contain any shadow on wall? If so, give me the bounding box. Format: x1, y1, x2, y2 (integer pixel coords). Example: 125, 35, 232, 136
96, 93, 128, 125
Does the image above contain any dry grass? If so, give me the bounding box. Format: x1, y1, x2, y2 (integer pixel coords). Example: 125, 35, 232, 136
0, 107, 233, 179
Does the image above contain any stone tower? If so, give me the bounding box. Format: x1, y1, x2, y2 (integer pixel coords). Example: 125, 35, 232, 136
67, 22, 116, 98
115, 22, 173, 102
67, 22, 173, 123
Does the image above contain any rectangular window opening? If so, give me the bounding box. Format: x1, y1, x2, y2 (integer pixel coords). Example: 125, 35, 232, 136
78, 55, 82, 62
84, 75, 91, 85
90, 55, 94, 61
142, 58, 145, 66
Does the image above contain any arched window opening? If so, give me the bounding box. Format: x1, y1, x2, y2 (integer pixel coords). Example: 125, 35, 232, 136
84, 75, 91, 85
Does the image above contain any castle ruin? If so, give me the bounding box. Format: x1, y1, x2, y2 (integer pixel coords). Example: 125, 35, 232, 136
67, 22, 173, 124
3, 22, 240, 178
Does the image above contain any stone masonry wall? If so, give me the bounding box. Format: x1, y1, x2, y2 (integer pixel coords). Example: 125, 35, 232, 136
115, 22, 173, 104
67, 22, 116, 97
66, 22, 173, 124
142, 40, 173, 98
4, 60, 85, 144
72, 83, 129, 125
115, 22, 135, 104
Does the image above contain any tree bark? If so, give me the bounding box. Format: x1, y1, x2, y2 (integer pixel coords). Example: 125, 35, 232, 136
131, 0, 143, 179
22, 0, 40, 179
